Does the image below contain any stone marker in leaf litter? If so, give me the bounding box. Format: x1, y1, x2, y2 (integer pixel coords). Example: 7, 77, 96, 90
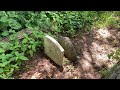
44, 35, 64, 66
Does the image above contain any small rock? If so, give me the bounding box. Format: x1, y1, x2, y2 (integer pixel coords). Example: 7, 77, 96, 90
31, 76, 36, 79
77, 56, 80, 60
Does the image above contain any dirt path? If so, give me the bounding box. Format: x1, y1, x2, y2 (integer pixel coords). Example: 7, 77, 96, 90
13, 28, 120, 79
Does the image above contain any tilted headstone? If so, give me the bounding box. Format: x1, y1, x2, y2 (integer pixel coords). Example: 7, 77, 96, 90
57, 35, 78, 61
44, 35, 64, 66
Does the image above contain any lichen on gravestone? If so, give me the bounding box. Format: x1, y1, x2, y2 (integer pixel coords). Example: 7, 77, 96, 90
44, 35, 64, 66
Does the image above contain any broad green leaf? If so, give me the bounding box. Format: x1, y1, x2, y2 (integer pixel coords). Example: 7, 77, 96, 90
0, 42, 10, 49
9, 57, 16, 62
9, 29, 16, 34
0, 63, 5, 67
9, 34, 16, 40
7, 11, 18, 18
23, 33, 30, 40
21, 47, 27, 52
22, 38, 28, 44
17, 60, 22, 66
28, 45, 31, 49
16, 57, 18, 60
11, 64, 19, 69
30, 40, 35, 44
6, 54, 13, 59
29, 50, 33, 57
1, 31, 9, 36
0, 48, 5, 53
2, 61, 10, 66
8, 18, 22, 29
0, 16, 8, 22
0, 68, 3, 73
15, 52, 19, 57
19, 56, 29, 60
1, 56, 6, 63
32, 44, 36, 52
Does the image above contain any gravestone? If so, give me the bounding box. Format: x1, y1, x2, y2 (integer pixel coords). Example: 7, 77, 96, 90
44, 35, 64, 66
57, 35, 78, 61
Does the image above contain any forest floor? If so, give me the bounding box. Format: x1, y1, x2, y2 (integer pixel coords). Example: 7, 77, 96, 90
13, 28, 120, 79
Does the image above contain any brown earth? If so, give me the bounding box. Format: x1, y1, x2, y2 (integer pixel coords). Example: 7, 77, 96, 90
13, 28, 120, 79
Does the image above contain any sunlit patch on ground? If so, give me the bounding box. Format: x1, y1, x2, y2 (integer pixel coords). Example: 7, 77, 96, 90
97, 28, 111, 39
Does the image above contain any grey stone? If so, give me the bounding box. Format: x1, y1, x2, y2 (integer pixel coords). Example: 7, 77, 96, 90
57, 35, 77, 61
44, 35, 64, 66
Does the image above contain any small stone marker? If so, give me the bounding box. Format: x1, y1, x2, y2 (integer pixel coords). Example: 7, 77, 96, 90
44, 35, 64, 66
57, 36, 78, 61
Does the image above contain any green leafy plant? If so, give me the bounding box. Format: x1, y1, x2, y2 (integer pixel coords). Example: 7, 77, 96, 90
108, 48, 120, 61
0, 29, 45, 79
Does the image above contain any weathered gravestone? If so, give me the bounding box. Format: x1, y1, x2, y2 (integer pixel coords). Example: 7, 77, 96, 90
44, 35, 64, 66
57, 35, 78, 61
